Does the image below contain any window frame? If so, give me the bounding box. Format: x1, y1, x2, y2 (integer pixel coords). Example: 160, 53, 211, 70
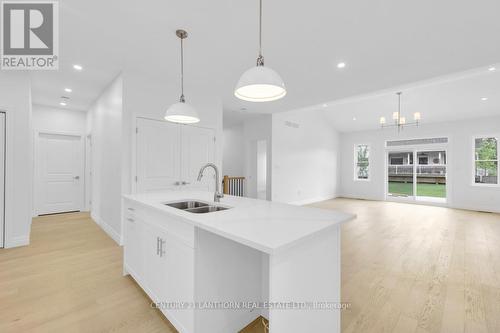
354, 143, 371, 182
472, 135, 499, 187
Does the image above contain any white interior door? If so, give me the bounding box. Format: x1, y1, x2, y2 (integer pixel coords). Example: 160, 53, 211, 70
0, 113, 5, 248
36, 132, 84, 215
181, 125, 215, 191
136, 118, 181, 192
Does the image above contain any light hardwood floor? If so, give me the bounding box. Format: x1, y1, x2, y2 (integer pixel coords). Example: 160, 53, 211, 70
309, 198, 500, 333
0, 212, 176, 333
1, 200, 499, 332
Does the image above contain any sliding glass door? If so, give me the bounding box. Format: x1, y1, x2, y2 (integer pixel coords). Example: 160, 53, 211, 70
388, 151, 414, 198
416, 151, 446, 202
387, 149, 447, 203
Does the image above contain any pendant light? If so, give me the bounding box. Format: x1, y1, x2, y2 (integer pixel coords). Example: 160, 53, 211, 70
165, 30, 200, 124
234, 0, 286, 102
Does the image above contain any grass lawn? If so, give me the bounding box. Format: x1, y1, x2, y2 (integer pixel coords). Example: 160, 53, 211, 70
388, 182, 446, 198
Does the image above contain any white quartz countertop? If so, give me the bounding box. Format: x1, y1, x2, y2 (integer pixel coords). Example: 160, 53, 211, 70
123, 191, 355, 254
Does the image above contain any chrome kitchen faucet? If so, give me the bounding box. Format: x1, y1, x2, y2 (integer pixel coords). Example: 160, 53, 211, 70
197, 163, 224, 202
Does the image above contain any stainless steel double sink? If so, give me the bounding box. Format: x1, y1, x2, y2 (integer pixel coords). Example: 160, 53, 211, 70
164, 200, 231, 214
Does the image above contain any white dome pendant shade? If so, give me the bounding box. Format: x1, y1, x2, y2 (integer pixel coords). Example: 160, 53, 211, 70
165, 30, 200, 124
165, 100, 200, 124
234, 0, 286, 102
235, 64, 286, 102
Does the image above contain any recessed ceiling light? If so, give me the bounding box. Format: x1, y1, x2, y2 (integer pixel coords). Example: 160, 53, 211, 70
64, 88, 72, 93
337, 62, 346, 69
488, 67, 496, 72
59, 102, 67, 106
73, 64, 83, 71
322, 103, 328, 108
481, 97, 488, 101
352, 117, 357, 121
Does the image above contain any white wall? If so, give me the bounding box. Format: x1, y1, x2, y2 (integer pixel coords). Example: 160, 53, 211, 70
87, 75, 123, 243
32, 105, 87, 134
340, 115, 500, 213
272, 109, 340, 205
222, 124, 244, 177
0, 73, 33, 248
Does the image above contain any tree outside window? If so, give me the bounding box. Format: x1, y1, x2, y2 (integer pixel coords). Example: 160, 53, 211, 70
356, 145, 370, 180
474, 137, 498, 185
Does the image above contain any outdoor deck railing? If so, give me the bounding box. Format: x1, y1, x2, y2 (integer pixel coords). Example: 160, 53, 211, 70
388, 164, 446, 176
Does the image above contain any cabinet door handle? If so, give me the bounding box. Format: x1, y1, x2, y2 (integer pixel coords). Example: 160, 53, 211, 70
127, 207, 135, 211
160, 238, 166, 257
127, 218, 135, 222
156, 237, 160, 255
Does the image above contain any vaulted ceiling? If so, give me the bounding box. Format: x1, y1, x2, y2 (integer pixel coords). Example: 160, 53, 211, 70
29, 0, 500, 131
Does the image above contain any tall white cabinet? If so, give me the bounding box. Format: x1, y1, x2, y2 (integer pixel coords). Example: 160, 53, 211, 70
0, 112, 5, 248
135, 118, 216, 193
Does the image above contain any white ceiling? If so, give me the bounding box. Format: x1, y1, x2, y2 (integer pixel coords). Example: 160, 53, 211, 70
322, 66, 500, 132
30, 0, 500, 124
223, 108, 267, 128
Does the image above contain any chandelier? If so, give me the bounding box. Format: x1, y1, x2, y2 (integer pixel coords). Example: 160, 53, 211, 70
380, 92, 420, 132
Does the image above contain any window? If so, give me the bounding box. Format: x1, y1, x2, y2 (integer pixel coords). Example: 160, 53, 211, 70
419, 156, 428, 165
391, 157, 404, 165
355, 144, 370, 180
390, 153, 413, 165
474, 137, 498, 185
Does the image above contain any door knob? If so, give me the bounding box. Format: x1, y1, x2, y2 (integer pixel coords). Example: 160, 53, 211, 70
74, 176, 80, 180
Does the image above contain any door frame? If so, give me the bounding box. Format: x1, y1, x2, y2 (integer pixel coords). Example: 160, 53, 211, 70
85, 134, 92, 211
33, 130, 86, 216
256, 139, 267, 200
385, 144, 449, 206
0, 111, 7, 248
0, 108, 14, 248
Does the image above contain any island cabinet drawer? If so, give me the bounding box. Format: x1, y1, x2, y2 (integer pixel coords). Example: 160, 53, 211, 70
123, 199, 139, 220
143, 210, 195, 248
123, 204, 195, 248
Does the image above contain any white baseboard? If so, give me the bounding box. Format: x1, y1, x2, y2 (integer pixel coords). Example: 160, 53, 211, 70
5, 235, 30, 248
338, 193, 383, 201
288, 194, 338, 206
91, 212, 122, 245
339, 193, 500, 214
450, 203, 500, 214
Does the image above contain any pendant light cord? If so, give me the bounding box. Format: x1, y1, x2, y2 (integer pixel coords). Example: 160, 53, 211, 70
397, 92, 402, 133
180, 36, 185, 102
259, 0, 262, 56
257, 0, 264, 66
398, 92, 401, 121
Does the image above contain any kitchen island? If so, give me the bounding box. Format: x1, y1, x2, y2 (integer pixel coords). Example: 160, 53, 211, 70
122, 191, 354, 333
